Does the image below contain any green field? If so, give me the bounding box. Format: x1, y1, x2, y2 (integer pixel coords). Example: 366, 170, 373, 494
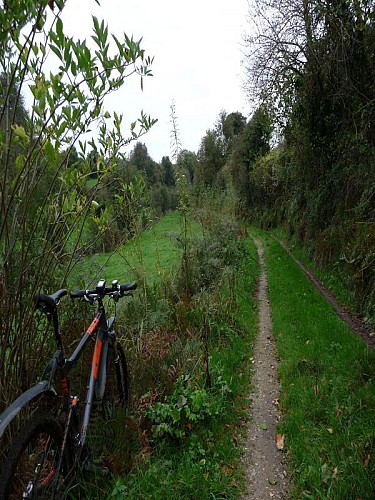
68, 212, 197, 288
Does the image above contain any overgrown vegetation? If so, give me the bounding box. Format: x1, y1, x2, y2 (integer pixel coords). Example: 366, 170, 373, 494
105, 208, 259, 499
0, 0, 186, 413
0, 0, 157, 410
1, 0, 374, 497
192, 0, 374, 326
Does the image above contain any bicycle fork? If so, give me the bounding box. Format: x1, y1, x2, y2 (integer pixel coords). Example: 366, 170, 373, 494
50, 396, 80, 499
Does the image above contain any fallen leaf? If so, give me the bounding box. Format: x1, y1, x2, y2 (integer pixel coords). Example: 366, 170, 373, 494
268, 477, 277, 485
336, 407, 342, 418
275, 434, 285, 450
364, 455, 370, 467
260, 423, 268, 430
221, 464, 234, 476
332, 467, 338, 480
314, 384, 319, 395
327, 428, 334, 434
273, 397, 279, 407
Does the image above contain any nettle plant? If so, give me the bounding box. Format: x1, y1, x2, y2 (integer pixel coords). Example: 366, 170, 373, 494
146, 373, 231, 440
0, 0, 156, 405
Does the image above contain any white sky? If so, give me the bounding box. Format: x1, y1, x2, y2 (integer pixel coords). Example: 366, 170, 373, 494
61, 0, 250, 162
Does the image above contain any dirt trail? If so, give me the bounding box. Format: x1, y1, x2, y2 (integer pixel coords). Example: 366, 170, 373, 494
241, 240, 289, 499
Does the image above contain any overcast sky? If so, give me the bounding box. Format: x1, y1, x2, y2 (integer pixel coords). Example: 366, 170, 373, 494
61, 0, 250, 162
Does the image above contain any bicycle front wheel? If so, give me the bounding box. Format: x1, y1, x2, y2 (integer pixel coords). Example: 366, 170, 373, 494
0, 411, 72, 499
102, 342, 130, 420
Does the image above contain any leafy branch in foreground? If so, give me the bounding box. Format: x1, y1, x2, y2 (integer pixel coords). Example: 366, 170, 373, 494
0, 0, 156, 413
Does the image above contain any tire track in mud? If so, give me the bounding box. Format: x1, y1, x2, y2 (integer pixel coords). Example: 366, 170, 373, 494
278, 239, 375, 349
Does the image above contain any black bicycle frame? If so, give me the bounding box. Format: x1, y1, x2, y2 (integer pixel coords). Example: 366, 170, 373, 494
77, 308, 109, 448
0, 302, 115, 452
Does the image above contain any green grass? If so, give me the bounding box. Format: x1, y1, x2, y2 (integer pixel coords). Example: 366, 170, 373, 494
270, 228, 373, 326
257, 231, 375, 499
67, 212, 260, 498
68, 212, 196, 288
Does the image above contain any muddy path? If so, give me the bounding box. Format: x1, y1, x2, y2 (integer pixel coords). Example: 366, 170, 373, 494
278, 240, 375, 349
241, 239, 289, 499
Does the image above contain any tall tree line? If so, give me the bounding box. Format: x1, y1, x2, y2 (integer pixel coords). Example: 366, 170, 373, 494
194, 0, 374, 322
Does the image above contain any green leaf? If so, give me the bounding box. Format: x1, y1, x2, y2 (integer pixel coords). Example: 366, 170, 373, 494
260, 423, 268, 430
36, 14, 46, 31
50, 44, 62, 60
112, 34, 124, 55
15, 154, 25, 171
43, 141, 55, 161
92, 15, 100, 35
58, 121, 67, 135
12, 124, 29, 141
56, 17, 63, 40
71, 60, 77, 76
91, 34, 100, 47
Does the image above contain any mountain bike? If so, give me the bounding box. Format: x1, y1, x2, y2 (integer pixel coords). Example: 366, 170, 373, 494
0, 278, 136, 499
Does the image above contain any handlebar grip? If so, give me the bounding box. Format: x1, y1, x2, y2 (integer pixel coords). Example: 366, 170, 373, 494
70, 289, 89, 299
35, 289, 67, 310
120, 282, 137, 292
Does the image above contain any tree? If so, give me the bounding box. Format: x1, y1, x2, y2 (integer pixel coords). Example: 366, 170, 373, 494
0, 74, 28, 131
129, 142, 159, 185
228, 106, 272, 209
222, 112, 246, 157
161, 155, 175, 186
0, 0, 156, 409
222, 112, 246, 142
177, 150, 198, 185
196, 129, 225, 188
244, 0, 375, 321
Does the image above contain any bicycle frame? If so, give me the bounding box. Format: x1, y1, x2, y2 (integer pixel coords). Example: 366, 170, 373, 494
0, 279, 136, 499
0, 300, 115, 454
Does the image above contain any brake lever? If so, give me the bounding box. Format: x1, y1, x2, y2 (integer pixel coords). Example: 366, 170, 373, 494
84, 294, 96, 305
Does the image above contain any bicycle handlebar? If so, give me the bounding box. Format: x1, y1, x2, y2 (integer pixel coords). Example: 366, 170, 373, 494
70, 281, 137, 300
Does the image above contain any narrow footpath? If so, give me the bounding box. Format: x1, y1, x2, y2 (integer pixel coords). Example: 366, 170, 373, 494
241, 239, 289, 499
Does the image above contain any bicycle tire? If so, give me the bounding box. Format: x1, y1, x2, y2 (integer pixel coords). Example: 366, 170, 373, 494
0, 411, 72, 499
102, 342, 130, 419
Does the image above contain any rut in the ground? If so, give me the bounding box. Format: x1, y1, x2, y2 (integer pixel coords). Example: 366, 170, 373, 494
241, 239, 289, 499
